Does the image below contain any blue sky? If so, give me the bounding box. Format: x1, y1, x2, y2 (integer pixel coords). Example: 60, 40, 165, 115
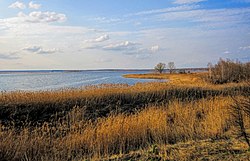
0, 0, 250, 69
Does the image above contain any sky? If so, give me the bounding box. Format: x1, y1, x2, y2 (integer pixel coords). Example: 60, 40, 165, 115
0, 0, 250, 70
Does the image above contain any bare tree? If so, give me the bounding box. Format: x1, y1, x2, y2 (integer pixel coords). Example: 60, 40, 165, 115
168, 62, 175, 74
207, 62, 213, 78
209, 59, 250, 84
154, 63, 166, 74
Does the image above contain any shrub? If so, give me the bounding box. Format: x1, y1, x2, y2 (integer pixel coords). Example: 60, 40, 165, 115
208, 58, 250, 84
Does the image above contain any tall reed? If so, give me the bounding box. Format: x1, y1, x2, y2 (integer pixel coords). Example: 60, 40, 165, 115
1, 97, 243, 160
1, 82, 249, 126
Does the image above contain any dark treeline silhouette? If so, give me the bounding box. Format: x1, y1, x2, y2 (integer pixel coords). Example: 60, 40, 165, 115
208, 58, 250, 84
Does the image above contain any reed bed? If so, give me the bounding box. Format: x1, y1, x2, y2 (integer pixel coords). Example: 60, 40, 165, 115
0, 73, 249, 160
0, 81, 249, 125
1, 96, 246, 160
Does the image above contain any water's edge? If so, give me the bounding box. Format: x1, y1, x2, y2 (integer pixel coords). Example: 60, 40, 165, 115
0, 70, 157, 92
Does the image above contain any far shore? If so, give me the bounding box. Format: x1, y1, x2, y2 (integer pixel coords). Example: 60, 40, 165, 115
0, 68, 208, 74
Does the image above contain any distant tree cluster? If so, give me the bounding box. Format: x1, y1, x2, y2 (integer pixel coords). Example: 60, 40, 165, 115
155, 62, 175, 74
208, 58, 250, 84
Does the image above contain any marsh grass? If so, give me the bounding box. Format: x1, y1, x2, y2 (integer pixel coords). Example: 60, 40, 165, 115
0, 73, 249, 160
0, 81, 249, 126
1, 97, 247, 160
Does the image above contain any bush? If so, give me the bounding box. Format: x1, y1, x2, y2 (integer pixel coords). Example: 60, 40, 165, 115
208, 59, 250, 84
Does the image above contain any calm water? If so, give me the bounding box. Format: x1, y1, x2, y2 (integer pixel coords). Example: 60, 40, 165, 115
0, 70, 157, 91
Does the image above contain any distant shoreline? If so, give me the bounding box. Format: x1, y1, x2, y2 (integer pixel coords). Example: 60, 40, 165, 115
0, 68, 208, 74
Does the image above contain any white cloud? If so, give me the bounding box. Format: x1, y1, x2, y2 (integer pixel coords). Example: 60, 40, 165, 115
173, 0, 207, 4
2, 0, 250, 69
29, 1, 41, 9
95, 34, 110, 42
23, 46, 59, 54
130, 5, 200, 16
85, 34, 110, 43
92, 17, 121, 24
127, 4, 250, 31
155, 7, 250, 29
120, 45, 160, 60
103, 41, 139, 51
26, 11, 66, 23
83, 39, 160, 60
2, 11, 67, 24
151, 45, 160, 52
8, 1, 26, 9
4, 11, 66, 24
239, 45, 250, 50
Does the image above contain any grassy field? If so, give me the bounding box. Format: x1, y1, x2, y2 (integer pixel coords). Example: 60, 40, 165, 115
123, 72, 207, 85
0, 72, 250, 160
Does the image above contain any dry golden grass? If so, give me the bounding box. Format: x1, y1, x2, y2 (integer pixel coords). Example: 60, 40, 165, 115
108, 139, 250, 160
123, 72, 208, 85
1, 96, 249, 160
0, 78, 248, 127
0, 73, 249, 160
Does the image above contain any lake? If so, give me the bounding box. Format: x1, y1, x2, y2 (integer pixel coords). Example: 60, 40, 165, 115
0, 70, 157, 91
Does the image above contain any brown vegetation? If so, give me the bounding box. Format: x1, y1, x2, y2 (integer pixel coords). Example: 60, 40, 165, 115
124, 72, 207, 85
0, 62, 250, 160
208, 58, 250, 84
1, 80, 249, 126
1, 97, 249, 160
107, 139, 250, 160
230, 83, 250, 149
